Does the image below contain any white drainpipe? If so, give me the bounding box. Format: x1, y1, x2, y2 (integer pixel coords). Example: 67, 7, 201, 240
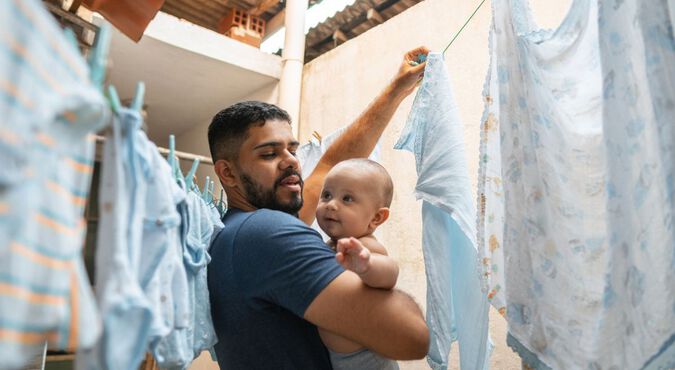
278, 0, 307, 138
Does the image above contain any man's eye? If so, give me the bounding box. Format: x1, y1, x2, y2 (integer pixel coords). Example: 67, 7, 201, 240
290, 151, 297, 157
261, 153, 276, 159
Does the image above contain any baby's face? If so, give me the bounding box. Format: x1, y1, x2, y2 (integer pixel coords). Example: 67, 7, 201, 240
316, 168, 382, 240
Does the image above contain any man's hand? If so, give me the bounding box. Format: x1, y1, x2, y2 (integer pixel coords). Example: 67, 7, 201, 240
335, 237, 372, 275
393, 46, 430, 98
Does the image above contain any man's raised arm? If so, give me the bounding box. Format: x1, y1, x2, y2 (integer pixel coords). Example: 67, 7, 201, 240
299, 46, 430, 225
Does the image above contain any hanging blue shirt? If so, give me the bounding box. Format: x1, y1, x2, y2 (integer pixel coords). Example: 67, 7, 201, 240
75, 108, 153, 370
395, 52, 491, 370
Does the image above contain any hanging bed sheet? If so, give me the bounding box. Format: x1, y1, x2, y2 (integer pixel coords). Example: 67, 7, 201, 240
477, 0, 675, 369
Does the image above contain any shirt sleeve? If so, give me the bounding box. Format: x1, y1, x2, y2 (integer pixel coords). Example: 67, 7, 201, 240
232, 210, 345, 317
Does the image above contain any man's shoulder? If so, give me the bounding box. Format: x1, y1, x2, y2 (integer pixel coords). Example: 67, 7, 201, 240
223, 208, 316, 243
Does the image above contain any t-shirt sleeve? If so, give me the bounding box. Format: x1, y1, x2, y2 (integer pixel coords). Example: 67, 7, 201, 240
232, 210, 345, 317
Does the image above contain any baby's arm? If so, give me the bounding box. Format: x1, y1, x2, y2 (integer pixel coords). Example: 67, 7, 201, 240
335, 236, 399, 289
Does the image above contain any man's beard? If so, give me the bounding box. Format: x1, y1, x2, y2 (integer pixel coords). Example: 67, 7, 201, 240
240, 168, 304, 215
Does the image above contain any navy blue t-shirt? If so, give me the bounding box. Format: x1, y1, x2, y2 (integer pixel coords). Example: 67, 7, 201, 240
208, 208, 345, 369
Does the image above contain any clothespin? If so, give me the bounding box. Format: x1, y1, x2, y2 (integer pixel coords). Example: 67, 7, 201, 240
168, 135, 177, 177
88, 22, 112, 91
202, 176, 210, 201
131, 81, 145, 113
185, 158, 200, 190
312, 131, 322, 144
218, 189, 225, 213
107, 85, 122, 114
209, 181, 215, 203
408, 53, 427, 67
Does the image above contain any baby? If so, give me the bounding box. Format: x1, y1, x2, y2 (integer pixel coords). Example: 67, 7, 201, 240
316, 158, 400, 370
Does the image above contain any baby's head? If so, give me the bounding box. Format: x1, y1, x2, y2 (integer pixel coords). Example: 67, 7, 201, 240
316, 159, 393, 241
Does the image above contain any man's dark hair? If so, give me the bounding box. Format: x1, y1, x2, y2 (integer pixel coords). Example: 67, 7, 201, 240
208, 101, 291, 162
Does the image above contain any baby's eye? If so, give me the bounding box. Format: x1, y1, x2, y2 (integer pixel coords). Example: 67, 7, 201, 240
321, 191, 332, 200
343, 195, 353, 202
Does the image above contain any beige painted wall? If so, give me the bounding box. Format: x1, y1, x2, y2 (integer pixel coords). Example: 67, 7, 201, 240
298, 1, 571, 369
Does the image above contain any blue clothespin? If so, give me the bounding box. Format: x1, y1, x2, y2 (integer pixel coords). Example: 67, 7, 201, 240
185, 158, 200, 190
169, 135, 177, 177
218, 189, 225, 213
131, 81, 145, 113
89, 22, 112, 91
409, 53, 427, 66
209, 181, 215, 203
202, 176, 210, 201
107, 85, 122, 114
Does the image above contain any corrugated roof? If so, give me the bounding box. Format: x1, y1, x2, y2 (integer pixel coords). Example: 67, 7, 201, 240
160, 0, 285, 31
304, 0, 422, 61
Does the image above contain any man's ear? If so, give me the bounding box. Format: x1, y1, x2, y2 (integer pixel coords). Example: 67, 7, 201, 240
369, 207, 390, 228
214, 159, 238, 188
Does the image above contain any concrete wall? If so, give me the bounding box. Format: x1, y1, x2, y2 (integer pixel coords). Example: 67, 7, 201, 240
176, 82, 280, 200
299, 1, 571, 369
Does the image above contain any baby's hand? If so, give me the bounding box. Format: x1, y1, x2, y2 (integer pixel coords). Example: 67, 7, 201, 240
335, 237, 371, 275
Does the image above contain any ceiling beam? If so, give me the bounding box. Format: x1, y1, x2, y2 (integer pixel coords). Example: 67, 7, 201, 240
366, 8, 383, 24
263, 8, 285, 39
332, 29, 347, 46
250, 0, 280, 16
307, 0, 400, 53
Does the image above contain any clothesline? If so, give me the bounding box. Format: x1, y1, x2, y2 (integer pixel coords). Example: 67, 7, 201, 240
94, 134, 214, 165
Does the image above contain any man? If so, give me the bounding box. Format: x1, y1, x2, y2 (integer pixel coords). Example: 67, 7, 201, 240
207, 47, 430, 369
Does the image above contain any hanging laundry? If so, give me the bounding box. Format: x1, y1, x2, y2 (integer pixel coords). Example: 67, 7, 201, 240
394, 52, 490, 370
0, 1, 108, 368
477, 1, 675, 369
153, 188, 219, 369
76, 107, 154, 370
184, 194, 219, 358
136, 142, 191, 363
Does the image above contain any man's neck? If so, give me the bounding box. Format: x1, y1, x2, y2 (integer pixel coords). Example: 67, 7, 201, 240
224, 189, 257, 212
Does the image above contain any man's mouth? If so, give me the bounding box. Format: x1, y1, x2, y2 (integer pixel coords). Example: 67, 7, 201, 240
279, 175, 301, 192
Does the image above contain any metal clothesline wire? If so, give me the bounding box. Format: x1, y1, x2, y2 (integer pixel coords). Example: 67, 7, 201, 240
93, 135, 214, 165
442, 0, 488, 55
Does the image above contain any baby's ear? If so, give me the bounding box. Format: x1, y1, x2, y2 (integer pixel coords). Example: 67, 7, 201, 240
370, 207, 390, 228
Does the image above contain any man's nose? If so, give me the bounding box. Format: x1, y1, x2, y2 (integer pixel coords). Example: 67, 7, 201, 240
279, 150, 299, 170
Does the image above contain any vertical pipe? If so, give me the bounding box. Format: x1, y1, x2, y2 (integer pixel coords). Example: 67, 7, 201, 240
278, 0, 308, 138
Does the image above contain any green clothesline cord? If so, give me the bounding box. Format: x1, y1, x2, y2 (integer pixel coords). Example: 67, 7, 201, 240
442, 0, 488, 55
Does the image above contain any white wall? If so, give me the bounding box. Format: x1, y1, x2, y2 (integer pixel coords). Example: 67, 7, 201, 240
176, 82, 280, 201
299, 1, 571, 369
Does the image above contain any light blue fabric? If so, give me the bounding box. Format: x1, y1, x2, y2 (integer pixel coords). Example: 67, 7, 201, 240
598, 1, 675, 368
478, 0, 675, 368
0, 1, 107, 368
394, 52, 490, 370
140, 146, 190, 351
153, 190, 218, 369
76, 108, 153, 370
188, 194, 218, 357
